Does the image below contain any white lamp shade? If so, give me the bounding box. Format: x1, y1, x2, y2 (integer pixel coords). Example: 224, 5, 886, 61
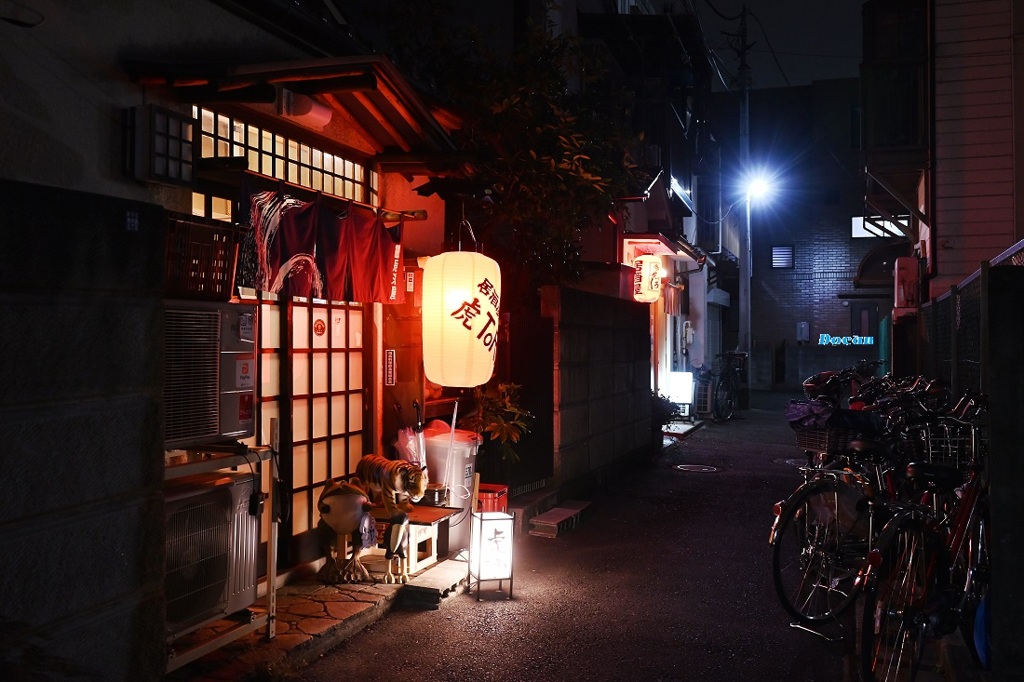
422, 251, 501, 387
632, 254, 663, 303
470, 511, 514, 581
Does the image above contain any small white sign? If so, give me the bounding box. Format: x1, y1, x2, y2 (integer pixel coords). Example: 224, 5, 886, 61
239, 312, 254, 343
384, 349, 396, 386
236, 359, 254, 388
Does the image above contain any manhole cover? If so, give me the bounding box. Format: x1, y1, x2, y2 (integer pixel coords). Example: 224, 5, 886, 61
675, 464, 718, 473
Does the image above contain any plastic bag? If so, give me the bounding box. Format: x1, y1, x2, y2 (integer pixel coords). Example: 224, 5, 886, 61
395, 426, 421, 463
784, 399, 834, 429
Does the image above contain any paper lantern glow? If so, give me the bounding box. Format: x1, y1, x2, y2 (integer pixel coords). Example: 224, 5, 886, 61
632, 254, 664, 303
421, 251, 501, 387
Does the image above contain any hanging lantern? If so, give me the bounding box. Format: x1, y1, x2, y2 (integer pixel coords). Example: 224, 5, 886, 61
422, 251, 502, 387
632, 254, 663, 303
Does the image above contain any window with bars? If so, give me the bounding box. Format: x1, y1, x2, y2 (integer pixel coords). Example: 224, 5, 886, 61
192, 106, 378, 206
772, 245, 794, 268
149, 107, 194, 184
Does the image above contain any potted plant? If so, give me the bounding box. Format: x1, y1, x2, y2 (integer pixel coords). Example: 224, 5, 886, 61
458, 382, 533, 466
651, 391, 681, 440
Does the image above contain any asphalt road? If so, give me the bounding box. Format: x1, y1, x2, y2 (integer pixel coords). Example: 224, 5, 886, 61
298, 390, 859, 682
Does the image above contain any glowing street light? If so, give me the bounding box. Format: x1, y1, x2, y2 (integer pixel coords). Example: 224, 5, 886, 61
738, 171, 775, 402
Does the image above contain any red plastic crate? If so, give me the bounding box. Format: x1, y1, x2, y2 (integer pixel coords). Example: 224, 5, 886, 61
476, 484, 508, 513
165, 214, 241, 301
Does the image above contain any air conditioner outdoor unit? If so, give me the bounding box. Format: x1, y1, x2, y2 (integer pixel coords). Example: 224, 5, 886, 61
164, 301, 256, 450
164, 471, 260, 639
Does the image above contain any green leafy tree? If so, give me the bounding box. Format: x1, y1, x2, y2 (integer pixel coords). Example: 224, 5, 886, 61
353, 0, 649, 290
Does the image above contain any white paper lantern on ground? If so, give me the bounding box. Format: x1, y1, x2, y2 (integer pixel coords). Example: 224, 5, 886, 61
422, 251, 502, 387
469, 511, 514, 600
632, 254, 664, 303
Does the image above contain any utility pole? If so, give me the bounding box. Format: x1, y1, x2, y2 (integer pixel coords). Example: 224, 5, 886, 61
737, 6, 752, 408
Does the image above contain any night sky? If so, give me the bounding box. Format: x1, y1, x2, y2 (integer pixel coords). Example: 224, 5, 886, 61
690, 0, 864, 90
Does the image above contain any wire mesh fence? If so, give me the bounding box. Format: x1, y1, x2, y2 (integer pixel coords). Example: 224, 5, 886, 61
920, 239, 1024, 396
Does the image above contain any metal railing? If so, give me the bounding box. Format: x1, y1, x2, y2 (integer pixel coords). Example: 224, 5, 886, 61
919, 239, 1024, 396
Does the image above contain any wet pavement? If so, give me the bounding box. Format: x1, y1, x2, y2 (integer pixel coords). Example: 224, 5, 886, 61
165, 392, 989, 681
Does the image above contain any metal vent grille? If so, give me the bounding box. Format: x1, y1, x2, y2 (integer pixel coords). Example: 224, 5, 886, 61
772, 245, 794, 268
164, 308, 220, 445
164, 473, 259, 638
165, 490, 231, 630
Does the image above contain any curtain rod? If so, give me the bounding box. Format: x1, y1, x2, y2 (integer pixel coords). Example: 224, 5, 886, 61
237, 170, 428, 223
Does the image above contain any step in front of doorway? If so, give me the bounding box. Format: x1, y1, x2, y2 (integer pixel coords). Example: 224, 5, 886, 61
528, 500, 591, 538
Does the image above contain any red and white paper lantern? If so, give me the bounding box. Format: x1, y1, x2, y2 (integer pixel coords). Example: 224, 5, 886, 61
632, 254, 663, 303
422, 251, 502, 387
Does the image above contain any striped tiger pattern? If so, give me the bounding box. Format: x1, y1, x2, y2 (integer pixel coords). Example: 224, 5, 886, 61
355, 454, 428, 518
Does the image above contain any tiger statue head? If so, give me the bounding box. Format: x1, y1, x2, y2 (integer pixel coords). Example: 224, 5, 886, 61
355, 454, 428, 518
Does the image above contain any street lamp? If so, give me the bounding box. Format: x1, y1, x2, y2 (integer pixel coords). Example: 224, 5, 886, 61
738, 172, 772, 399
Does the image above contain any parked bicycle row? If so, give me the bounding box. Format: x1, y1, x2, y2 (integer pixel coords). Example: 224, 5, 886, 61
768, 361, 990, 681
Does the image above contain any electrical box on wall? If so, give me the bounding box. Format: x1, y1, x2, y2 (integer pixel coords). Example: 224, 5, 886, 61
406, 264, 422, 308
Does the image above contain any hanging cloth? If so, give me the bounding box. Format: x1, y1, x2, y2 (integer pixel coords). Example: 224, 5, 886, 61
239, 189, 305, 292
318, 204, 405, 304
383, 220, 406, 305
268, 198, 323, 298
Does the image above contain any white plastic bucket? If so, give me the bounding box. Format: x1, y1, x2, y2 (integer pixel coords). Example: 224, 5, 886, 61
423, 425, 481, 552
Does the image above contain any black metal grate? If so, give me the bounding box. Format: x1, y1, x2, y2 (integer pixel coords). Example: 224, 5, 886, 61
164, 308, 220, 444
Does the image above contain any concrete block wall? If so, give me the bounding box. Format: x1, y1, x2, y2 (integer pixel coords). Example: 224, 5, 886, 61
0, 180, 166, 680
543, 286, 652, 493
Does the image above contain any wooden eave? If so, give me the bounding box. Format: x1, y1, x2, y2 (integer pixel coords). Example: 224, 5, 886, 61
125, 55, 469, 175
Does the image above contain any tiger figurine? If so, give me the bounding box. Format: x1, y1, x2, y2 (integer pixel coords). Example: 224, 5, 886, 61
354, 454, 428, 519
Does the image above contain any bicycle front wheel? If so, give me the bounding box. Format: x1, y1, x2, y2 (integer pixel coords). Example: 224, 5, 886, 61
714, 377, 736, 421
861, 517, 934, 682
771, 480, 867, 623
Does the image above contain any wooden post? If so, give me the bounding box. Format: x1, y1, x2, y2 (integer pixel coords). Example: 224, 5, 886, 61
470, 472, 481, 516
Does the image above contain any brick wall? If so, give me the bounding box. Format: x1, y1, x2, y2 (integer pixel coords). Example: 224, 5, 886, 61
745, 80, 893, 388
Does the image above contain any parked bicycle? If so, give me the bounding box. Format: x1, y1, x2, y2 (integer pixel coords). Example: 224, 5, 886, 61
713, 351, 747, 421
770, 373, 984, 633
859, 398, 989, 681
802, 358, 886, 409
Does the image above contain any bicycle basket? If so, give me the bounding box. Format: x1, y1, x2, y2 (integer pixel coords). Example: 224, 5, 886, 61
724, 352, 748, 372
921, 421, 987, 473
794, 426, 855, 456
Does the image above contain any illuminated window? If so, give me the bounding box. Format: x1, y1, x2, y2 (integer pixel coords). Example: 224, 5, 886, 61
191, 193, 233, 222
192, 107, 378, 206
852, 216, 907, 238
772, 245, 794, 268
